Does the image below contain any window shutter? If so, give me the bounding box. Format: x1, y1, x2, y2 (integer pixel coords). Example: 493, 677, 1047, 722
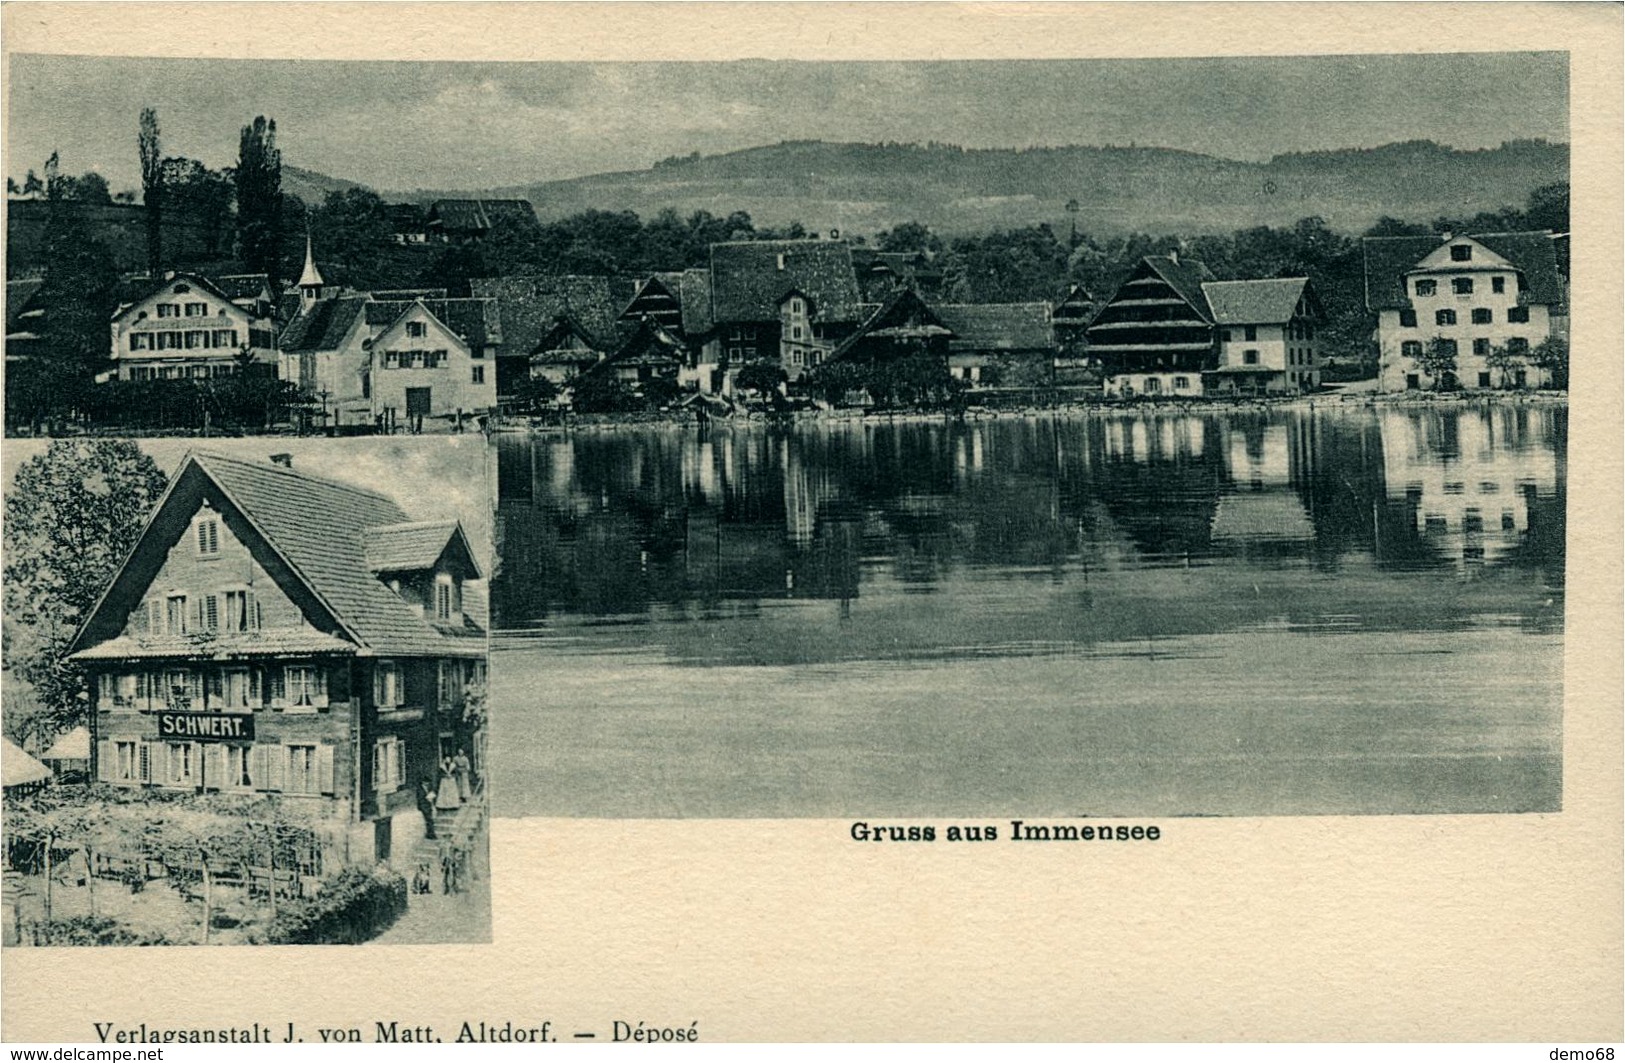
138, 742, 151, 783
393, 739, 406, 787
268, 667, 285, 708
248, 745, 265, 790
314, 666, 329, 709
263, 745, 286, 791
249, 668, 262, 707
147, 600, 163, 633
245, 591, 259, 630
206, 670, 223, 704
373, 667, 384, 707
205, 595, 219, 631
317, 745, 336, 795
98, 740, 114, 782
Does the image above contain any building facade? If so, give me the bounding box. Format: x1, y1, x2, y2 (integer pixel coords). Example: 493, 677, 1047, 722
109, 273, 279, 382
1086, 254, 1217, 398
1364, 232, 1563, 392
67, 453, 487, 871
1203, 277, 1325, 395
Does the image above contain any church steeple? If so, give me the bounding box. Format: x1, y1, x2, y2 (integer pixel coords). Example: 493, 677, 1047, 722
298, 232, 325, 310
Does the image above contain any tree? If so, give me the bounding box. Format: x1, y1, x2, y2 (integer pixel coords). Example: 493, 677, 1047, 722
311, 187, 395, 288
1531, 335, 1568, 389
876, 221, 940, 254
6, 176, 18, 196
235, 116, 283, 291
570, 372, 642, 414
1484, 342, 1525, 389
510, 374, 560, 413
1415, 337, 1459, 391
734, 360, 787, 397
163, 157, 234, 259
139, 108, 164, 275
22, 169, 43, 197
3, 442, 169, 731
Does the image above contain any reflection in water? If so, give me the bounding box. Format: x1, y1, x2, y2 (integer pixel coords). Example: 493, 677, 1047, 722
491, 403, 1565, 817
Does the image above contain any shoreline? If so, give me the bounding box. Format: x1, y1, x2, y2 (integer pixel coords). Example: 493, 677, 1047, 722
500, 387, 1571, 434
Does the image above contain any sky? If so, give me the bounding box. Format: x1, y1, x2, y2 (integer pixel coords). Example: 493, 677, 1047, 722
5, 51, 1569, 193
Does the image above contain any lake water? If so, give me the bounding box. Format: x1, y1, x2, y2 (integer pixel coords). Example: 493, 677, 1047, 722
490, 401, 1565, 817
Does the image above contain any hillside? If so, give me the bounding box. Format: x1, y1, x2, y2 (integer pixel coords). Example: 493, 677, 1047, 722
480, 138, 1568, 238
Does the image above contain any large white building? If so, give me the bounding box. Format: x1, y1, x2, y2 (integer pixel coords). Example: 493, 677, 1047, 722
108, 272, 279, 382
1363, 231, 1564, 392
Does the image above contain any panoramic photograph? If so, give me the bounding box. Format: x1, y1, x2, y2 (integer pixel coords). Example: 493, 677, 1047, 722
2, 437, 493, 946
2, 50, 1569, 823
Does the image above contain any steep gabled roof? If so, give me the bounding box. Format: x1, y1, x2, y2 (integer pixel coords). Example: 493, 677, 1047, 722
830, 288, 953, 361
1201, 278, 1312, 325
69, 453, 485, 660
470, 275, 637, 359
530, 316, 609, 364
1362, 231, 1564, 311
110, 272, 247, 323
679, 268, 714, 335
935, 302, 1056, 352
709, 240, 862, 324
364, 297, 502, 351
278, 296, 369, 353
429, 198, 537, 233
1142, 256, 1217, 321
5, 278, 45, 334
214, 274, 272, 302
366, 520, 481, 578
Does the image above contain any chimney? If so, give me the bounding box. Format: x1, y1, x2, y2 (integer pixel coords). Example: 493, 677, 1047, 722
269, 453, 293, 469
1439, 231, 1454, 243
776, 253, 786, 271
1168, 249, 1179, 265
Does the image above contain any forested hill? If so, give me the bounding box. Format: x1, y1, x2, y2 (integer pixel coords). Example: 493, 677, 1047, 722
471, 138, 1567, 238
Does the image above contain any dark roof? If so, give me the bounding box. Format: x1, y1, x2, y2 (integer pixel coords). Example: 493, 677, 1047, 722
1143, 256, 1217, 321
6, 279, 44, 333
469, 275, 637, 359
278, 296, 369, 353
110, 272, 247, 322
934, 302, 1056, 352
679, 268, 714, 334
364, 297, 502, 350
608, 320, 687, 367
428, 198, 536, 233
830, 289, 952, 361
1201, 278, 1310, 325
214, 274, 272, 302
371, 288, 448, 301
1362, 232, 1564, 311
365, 520, 475, 574
708, 240, 862, 324
531, 316, 608, 363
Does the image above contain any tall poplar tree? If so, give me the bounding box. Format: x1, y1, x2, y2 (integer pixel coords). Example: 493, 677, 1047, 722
235, 116, 282, 291
138, 107, 164, 276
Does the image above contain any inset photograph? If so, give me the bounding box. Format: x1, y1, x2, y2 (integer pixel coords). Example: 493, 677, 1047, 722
2, 437, 491, 946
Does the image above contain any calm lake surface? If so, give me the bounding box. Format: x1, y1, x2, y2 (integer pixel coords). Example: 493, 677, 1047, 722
490, 401, 1565, 817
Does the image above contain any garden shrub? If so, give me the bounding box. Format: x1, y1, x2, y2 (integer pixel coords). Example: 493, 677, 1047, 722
263, 865, 407, 945
30, 916, 174, 947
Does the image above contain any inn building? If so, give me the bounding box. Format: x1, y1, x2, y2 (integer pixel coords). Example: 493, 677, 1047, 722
66, 452, 487, 869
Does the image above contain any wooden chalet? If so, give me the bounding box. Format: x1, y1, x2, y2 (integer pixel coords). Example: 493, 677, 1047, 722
470, 274, 639, 401
934, 302, 1058, 386
1086, 254, 1219, 398
67, 452, 487, 872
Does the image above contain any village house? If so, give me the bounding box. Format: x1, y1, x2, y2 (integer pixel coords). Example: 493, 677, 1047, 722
108, 271, 279, 382
619, 269, 720, 392
426, 198, 538, 243
278, 242, 499, 426
67, 452, 487, 871
935, 302, 1058, 386
1364, 231, 1564, 391
1202, 277, 1326, 395
824, 288, 955, 367
471, 274, 638, 401
704, 239, 864, 388
1085, 254, 1218, 398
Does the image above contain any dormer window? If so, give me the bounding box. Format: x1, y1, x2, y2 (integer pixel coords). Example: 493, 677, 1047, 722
435, 573, 456, 621
1450, 244, 1472, 262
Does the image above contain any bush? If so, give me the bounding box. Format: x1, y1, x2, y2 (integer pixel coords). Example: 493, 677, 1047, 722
262, 865, 407, 945
30, 916, 174, 947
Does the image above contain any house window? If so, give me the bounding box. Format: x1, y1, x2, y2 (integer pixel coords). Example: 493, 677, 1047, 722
166, 742, 195, 786
166, 594, 189, 635
407, 321, 427, 338
1471, 308, 1493, 325
286, 744, 319, 794
223, 667, 258, 709
1452, 278, 1474, 295
375, 661, 404, 708
1220, 328, 1232, 342
1243, 325, 1257, 342
790, 298, 803, 315
435, 575, 455, 621
157, 304, 180, 318
1414, 280, 1437, 296
185, 302, 209, 317
196, 516, 220, 556
285, 665, 324, 709
1437, 339, 1459, 357
792, 326, 803, 340
1451, 244, 1472, 262
1478, 372, 1492, 388
1507, 337, 1529, 354
1243, 350, 1260, 365
224, 745, 253, 789
373, 737, 405, 792
212, 329, 238, 347
129, 333, 151, 351
223, 590, 257, 631
1492, 276, 1506, 294
1507, 306, 1530, 323
1173, 376, 1190, 390
1473, 339, 1491, 357
1436, 309, 1457, 326
1398, 309, 1417, 328
114, 740, 139, 783
1401, 340, 1423, 358
472, 365, 485, 384
384, 352, 400, 369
